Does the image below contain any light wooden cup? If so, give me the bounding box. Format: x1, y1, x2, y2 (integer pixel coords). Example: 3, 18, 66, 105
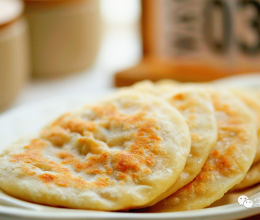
0, 0, 30, 110
24, 0, 101, 78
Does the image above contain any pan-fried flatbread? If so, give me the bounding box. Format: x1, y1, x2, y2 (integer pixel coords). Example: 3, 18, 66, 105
139, 86, 218, 207
232, 89, 260, 164
232, 161, 260, 191
0, 92, 191, 210
147, 89, 257, 212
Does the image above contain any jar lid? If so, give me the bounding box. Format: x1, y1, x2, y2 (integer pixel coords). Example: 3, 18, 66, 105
0, 0, 24, 26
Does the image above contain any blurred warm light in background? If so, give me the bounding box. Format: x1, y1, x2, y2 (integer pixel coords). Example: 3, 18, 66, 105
101, 0, 141, 25
98, 0, 141, 70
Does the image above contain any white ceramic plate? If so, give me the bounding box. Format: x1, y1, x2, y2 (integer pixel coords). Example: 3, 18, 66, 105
1, 75, 260, 220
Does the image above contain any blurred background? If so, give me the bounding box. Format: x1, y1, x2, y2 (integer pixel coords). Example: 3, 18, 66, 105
0, 0, 141, 112
1, 0, 260, 112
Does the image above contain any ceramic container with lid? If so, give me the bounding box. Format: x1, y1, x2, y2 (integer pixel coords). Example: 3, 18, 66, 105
0, 0, 30, 110
24, 0, 101, 78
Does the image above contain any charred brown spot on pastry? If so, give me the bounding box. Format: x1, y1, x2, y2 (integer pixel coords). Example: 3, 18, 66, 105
62, 119, 96, 135
172, 94, 184, 101
114, 151, 145, 173
10, 142, 114, 188
212, 150, 221, 158
38, 173, 55, 183
11, 139, 47, 162
41, 126, 69, 147
60, 151, 110, 175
